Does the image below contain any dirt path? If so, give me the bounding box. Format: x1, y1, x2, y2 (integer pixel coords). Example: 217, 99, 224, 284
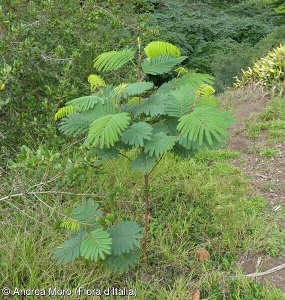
220, 85, 285, 291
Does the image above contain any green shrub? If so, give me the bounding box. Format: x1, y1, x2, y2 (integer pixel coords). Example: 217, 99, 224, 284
0, 0, 142, 158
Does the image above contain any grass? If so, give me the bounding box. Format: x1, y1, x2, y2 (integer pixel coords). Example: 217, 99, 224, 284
245, 97, 285, 141
1, 143, 285, 299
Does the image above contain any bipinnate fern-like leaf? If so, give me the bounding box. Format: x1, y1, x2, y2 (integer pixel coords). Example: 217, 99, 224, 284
54, 106, 75, 121
88, 74, 106, 92
59, 114, 90, 137
134, 94, 166, 117
165, 86, 196, 118
102, 250, 140, 273
130, 152, 155, 175
52, 230, 85, 265
195, 96, 219, 108
61, 219, 80, 232
72, 199, 102, 225
121, 122, 153, 147
93, 49, 135, 72
108, 221, 143, 256
91, 148, 120, 160
84, 113, 131, 148
121, 82, 154, 98
177, 106, 235, 147
144, 132, 176, 157
175, 73, 215, 90
144, 41, 181, 58
80, 227, 112, 261
141, 55, 187, 75
196, 84, 215, 97
66, 94, 104, 112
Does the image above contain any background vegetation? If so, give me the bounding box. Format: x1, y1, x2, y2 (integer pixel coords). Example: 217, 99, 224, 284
1, 0, 285, 299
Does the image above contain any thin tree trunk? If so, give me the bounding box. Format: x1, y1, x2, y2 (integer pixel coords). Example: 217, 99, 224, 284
142, 173, 149, 265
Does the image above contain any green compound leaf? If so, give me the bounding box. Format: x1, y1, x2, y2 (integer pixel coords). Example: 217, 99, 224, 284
120, 82, 154, 98
175, 73, 215, 90
66, 94, 104, 112
59, 114, 90, 137
80, 227, 112, 261
84, 113, 131, 148
130, 152, 155, 175
88, 74, 106, 92
144, 41, 181, 58
52, 230, 85, 265
60, 219, 80, 232
108, 221, 143, 256
91, 147, 120, 160
121, 122, 153, 147
72, 199, 103, 225
134, 93, 166, 117
141, 55, 187, 75
103, 250, 141, 273
144, 132, 176, 157
165, 86, 196, 118
177, 106, 235, 147
94, 49, 135, 72
54, 106, 75, 121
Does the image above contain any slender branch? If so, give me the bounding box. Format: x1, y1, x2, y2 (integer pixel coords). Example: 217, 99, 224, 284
26, 172, 64, 191
61, 137, 86, 152
2, 199, 49, 227
149, 154, 164, 177
32, 193, 69, 218
239, 263, 285, 278
41, 54, 72, 62
142, 173, 150, 265
118, 152, 133, 162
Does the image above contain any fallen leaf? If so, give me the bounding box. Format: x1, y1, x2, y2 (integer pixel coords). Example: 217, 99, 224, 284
196, 249, 210, 262
192, 290, 200, 300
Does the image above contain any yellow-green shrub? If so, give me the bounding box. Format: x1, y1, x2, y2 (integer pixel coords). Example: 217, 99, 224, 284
235, 43, 285, 95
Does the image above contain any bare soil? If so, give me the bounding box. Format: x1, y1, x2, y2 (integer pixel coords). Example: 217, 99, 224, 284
220, 85, 285, 291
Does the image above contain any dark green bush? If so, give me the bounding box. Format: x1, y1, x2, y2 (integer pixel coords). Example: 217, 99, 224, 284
147, 0, 278, 76
211, 43, 256, 92
211, 25, 285, 92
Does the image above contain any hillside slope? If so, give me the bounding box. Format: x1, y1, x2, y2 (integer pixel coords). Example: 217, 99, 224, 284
220, 84, 285, 291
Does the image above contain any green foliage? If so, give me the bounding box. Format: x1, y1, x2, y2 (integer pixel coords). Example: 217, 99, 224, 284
54, 39, 235, 268
52, 200, 142, 273
177, 107, 232, 148
93, 49, 135, 72
141, 55, 187, 75
80, 227, 112, 260
108, 221, 143, 255
144, 41, 181, 58
103, 250, 141, 273
0, 0, 144, 157
121, 122, 153, 147
85, 113, 131, 148
88, 74, 106, 92
56, 40, 234, 171
52, 231, 85, 265
120, 82, 154, 98
140, 0, 280, 92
